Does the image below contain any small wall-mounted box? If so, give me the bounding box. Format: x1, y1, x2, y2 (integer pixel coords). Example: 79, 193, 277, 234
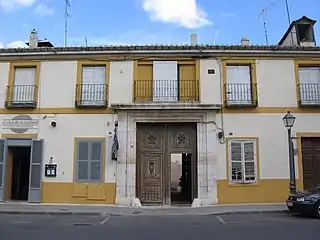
45, 164, 57, 177
208, 69, 215, 75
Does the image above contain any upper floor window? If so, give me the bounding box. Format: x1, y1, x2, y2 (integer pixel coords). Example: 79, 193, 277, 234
76, 65, 108, 108
225, 64, 256, 106
298, 66, 320, 106
134, 60, 199, 102
228, 139, 258, 184
13, 67, 36, 103
5, 65, 38, 108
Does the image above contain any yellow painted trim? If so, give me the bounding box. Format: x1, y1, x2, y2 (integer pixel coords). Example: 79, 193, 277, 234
296, 132, 320, 190
195, 59, 200, 101
294, 60, 320, 106
73, 137, 106, 182
0, 108, 115, 114
1, 134, 38, 139
76, 60, 110, 104
8, 61, 41, 105
222, 59, 258, 107
41, 182, 116, 204
225, 137, 260, 187
221, 107, 320, 114
133, 60, 139, 103
0, 107, 319, 114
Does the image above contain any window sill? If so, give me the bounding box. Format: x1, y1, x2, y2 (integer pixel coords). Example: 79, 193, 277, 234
227, 182, 260, 188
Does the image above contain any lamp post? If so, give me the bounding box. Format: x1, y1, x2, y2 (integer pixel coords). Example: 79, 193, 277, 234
282, 111, 296, 194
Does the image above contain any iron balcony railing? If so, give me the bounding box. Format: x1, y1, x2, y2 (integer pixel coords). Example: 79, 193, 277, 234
134, 80, 200, 102
75, 84, 108, 108
5, 85, 37, 108
224, 83, 258, 107
297, 83, 320, 107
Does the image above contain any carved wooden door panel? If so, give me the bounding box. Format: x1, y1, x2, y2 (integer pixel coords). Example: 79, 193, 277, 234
137, 123, 166, 205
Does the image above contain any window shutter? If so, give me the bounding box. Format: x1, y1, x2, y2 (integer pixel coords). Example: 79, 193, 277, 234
229, 141, 243, 183
76, 141, 90, 181
243, 141, 256, 183
89, 141, 103, 182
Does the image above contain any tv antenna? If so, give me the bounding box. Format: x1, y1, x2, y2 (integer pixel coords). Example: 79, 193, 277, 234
257, 0, 283, 45
64, 0, 71, 47
284, 0, 294, 45
257, 9, 269, 45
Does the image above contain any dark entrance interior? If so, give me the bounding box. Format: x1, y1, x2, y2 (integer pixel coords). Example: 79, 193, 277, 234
301, 137, 320, 191
170, 153, 193, 205
8, 147, 31, 201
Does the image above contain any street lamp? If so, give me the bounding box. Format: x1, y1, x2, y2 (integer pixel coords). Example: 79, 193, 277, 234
282, 111, 296, 194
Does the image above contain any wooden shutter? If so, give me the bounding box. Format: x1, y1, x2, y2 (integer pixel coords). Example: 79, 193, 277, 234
0, 139, 5, 201
76, 141, 90, 182
76, 140, 103, 182
229, 140, 257, 184
89, 141, 103, 182
243, 141, 256, 183
28, 139, 43, 203
229, 141, 243, 183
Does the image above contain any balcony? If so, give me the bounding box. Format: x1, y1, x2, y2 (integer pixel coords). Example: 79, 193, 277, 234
224, 83, 258, 108
5, 85, 37, 108
297, 83, 320, 107
75, 84, 108, 108
134, 80, 199, 102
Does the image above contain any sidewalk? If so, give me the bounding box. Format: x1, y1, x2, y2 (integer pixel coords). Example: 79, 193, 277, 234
0, 202, 289, 216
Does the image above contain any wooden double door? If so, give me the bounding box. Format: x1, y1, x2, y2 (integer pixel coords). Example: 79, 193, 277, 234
136, 123, 198, 205
301, 137, 320, 190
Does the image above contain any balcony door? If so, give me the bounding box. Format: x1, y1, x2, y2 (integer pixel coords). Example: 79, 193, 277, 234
298, 67, 320, 105
13, 67, 36, 104
81, 66, 106, 106
226, 65, 252, 105
153, 61, 178, 102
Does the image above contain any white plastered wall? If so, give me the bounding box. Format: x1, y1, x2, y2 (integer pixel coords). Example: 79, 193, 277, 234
36, 114, 117, 183
39, 61, 77, 108
215, 113, 320, 182
109, 61, 134, 106
0, 63, 9, 105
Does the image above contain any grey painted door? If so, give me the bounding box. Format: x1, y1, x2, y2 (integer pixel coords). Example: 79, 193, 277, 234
28, 139, 43, 203
0, 139, 5, 202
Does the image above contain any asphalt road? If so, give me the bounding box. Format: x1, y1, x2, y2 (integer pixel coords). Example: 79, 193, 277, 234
0, 213, 318, 240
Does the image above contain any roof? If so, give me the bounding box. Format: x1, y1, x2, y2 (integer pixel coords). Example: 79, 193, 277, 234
0, 44, 320, 53
278, 16, 317, 45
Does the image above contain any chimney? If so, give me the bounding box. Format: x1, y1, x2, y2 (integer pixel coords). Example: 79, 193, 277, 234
191, 33, 198, 45
29, 29, 39, 48
241, 36, 249, 46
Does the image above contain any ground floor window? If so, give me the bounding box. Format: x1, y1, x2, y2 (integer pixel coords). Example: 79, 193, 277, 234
228, 139, 258, 184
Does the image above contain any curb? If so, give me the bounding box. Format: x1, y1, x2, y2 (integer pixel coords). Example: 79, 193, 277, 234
0, 211, 102, 216
0, 209, 289, 217
209, 209, 290, 216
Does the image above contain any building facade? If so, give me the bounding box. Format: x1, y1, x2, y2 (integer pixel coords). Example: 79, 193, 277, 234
0, 16, 319, 207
